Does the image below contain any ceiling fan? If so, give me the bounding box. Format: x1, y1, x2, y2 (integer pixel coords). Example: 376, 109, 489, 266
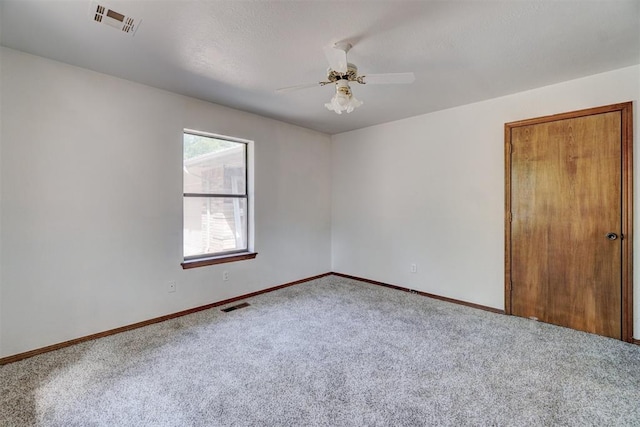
276, 42, 415, 114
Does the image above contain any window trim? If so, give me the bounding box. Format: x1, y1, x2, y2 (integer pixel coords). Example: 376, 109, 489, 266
182, 129, 254, 268
181, 252, 257, 269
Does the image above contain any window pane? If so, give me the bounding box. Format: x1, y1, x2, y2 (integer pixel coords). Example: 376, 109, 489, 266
183, 197, 247, 257
183, 134, 246, 195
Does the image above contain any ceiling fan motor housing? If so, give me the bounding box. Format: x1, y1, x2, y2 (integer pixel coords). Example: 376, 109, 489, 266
327, 64, 359, 83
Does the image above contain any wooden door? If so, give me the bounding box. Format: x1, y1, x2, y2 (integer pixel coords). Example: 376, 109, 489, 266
505, 102, 633, 341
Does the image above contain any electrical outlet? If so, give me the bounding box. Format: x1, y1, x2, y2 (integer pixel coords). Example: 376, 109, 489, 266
410, 264, 417, 273
223, 271, 229, 281
168, 282, 176, 293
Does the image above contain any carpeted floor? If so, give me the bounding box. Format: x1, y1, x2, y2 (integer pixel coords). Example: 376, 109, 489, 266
1, 276, 639, 426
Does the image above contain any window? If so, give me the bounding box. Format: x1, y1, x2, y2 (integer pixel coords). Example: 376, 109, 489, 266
182, 130, 255, 268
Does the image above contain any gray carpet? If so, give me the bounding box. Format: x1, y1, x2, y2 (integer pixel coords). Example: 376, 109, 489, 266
1, 276, 639, 426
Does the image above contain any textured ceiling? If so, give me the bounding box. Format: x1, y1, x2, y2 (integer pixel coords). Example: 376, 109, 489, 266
1, 0, 639, 134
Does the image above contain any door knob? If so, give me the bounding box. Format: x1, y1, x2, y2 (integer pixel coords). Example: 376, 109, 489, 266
606, 233, 618, 240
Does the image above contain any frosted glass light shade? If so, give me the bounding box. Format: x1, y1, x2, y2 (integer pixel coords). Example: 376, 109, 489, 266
325, 92, 363, 114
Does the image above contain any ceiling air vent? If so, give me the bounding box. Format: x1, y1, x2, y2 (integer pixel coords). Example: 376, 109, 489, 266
90, 1, 141, 36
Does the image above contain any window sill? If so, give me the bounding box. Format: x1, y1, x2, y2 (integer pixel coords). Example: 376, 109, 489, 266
181, 252, 257, 270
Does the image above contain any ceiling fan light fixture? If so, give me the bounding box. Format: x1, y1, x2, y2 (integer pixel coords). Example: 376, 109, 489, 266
325, 81, 362, 114
276, 42, 413, 114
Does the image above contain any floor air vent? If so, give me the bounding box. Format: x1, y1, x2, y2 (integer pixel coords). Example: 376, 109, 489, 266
221, 302, 251, 313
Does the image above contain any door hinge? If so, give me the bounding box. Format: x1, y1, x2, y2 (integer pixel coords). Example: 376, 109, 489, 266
509, 212, 513, 222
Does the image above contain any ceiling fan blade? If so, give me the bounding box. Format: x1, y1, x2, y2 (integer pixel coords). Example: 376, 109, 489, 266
275, 82, 322, 93
361, 72, 415, 85
323, 43, 349, 73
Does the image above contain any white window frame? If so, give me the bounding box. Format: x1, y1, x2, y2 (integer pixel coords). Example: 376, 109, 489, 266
181, 129, 255, 268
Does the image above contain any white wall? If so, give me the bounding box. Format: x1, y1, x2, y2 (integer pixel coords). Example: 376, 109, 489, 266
0, 47, 332, 357
1, 47, 638, 359
331, 65, 640, 337
0, 36, 3, 357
